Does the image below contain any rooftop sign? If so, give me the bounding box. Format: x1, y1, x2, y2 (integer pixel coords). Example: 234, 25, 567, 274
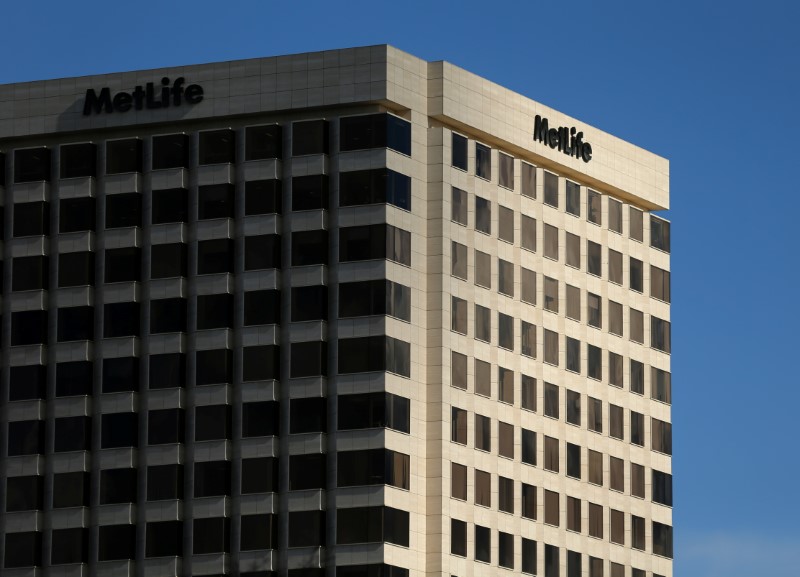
533, 115, 592, 163
83, 77, 203, 116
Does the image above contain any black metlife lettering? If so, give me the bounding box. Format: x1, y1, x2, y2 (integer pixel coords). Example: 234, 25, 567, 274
533, 115, 592, 163
83, 77, 203, 116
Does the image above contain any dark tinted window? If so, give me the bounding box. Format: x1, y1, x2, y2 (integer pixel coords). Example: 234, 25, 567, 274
196, 349, 233, 385
146, 521, 183, 557
338, 336, 410, 377
198, 238, 234, 274
55, 361, 92, 397
241, 514, 278, 551
198, 183, 235, 219
340, 224, 410, 266
60, 197, 95, 232
290, 397, 326, 433
148, 408, 184, 445
13, 201, 49, 237
98, 525, 135, 561
4, 531, 42, 568
52, 472, 90, 508
451, 519, 467, 556
340, 113, 411, 155
337, 449, 409, 489
9, 365, 46, 401
291, 230, 328, 266
101, 412, 138, 448
340, 168, 410, 211
194, 461, 231, 497
147, 464, 183, 501
152, 133, 189, 169
289, 510, 325, 547
290, 341, 327, 377
196, 293, 233, 329
242, 345, 280, 381
339, 279, 410, 321
106, 139, 142, 174
651, 216, 671, 252
152, 188, 188, 224
193, 517, 230, 554
289, 453, 326, 490
242, 458, 278, 494
151, 243, 187, 278
105, 193, 141, 229
6, 475, 43, 511
149, 353, 185, 389
57, 306, 94, 342
242, 401, 280, 437
195, 405, 231, 441
246, 125, 282, 160
338, 392, 410, 433
12, 255, 48, 291
8, 420, 45, 455
102, 356, 138, 393
291, 285, 327, 321
245, 179, 282, 215
293, 119, 329, 156
292, 174, 329, 211
11, 310, 48, 345
105, 247, 141, 283
14, 147, 51, 182
244, 289, 281, 325
59, 251, 94, 287
452, 133, 468, 170
244, 234, 280, 270
103, 301, 140, 337
653, 522, 673, 558
653, 470, 673, 506
99, 468, 137, 504
199, 129, 235, 164
336, 506, 409, 546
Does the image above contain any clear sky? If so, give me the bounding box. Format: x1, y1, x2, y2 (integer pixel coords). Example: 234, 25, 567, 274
3, 1, 799, 575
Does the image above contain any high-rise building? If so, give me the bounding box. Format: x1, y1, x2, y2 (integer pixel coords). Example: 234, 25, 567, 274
0, 46, 672, 577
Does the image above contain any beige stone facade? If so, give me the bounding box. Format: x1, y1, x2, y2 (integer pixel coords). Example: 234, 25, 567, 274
0, 46, 671, 577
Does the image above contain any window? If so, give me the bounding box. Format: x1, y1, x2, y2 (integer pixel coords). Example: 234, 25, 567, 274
193, 517, 230, 554
288, 510, 325, 547
12, 255, 48, 291
585, 293, 601, 329
472, 358, 489, 397
651, 215, 671, 252
611, 564, 625, 577
631, 359, 645, 394
195, 293, 232, 329
451, 351, 467, 390
245, 179, 282, 215
56, 361, 92, 397
631, 411, 645, 446
587, 189, 601, 224
475, 196, 491, 234
290, 453, 326, 490
340, 113, 410, 154
337, 336, 410, 377
98, 525, 135, 561
630, 257, 644, 292
522, 428, 536, 465
338, 279, 410, 321
566, 390, 581, 426
6, 475, 43, 512
609, 301, 623, 336
497, 476, 514, 514
566, 337, 581, 373
631, 515, 646, 551
566, 443, 581, 479
198, 183, 235, 218
57, 306, 94, 342
586, 504, 603, 541
606, 352, 622, 387
544, 276, 558, 313
103, 301, 140, 337
106, 139, 142, 173
521, 267, 536, 304
631, 462, 645, 498
610, 404, 624, 440
474, 304, 490, 342
544, 224, 558, 260
59, 142, 97, 178
146, 521, 183, 557
610, 457, 624, 492
451, 241, 467, 279
452, 133, 468, 170
60, 197, 95, 232
59, 252, 94, 286
14, 201, 49, 237
498, 152, 514, 189
588, 450, 603, 486
521, 161, 536, 198
292, 174, 329, 211
290, 341, 327, 377
15, 147, 51, 182
651, 264, 671, 302
544, 329, 559, 366
245, 124, 282, 160
245, 235, 281, 269
194, 461, 231, 497
291, 285, 327, 322
10, 365, 46, 401
451, 407, 467, 444
521, 214, 536, 252
339, 224, 410, 266
475, 143, 491, 180
150, 298, 187, 333
608, 249, 622, 284
499, 259, 514, 297
244, 289, 281, 326
651, 316, 671, 353
103, 357, 138, 393
475, 414, 490, 452
147, 408, 184, 445
544, 489, 559, 526
199, 129, 235, 164
608, 198, 622, 233
290, 397, 326, 433
544, 171, 558, 208
522, 483, 537, 519
499, 205, 514, 243
339, 168, 410, 210
451, 519, 467, 557
499, 421, 514, 458
475, 469, 491, 507
522, 538, 537, 575
499, 531, 514, 569
241, 514, 278, 551
566, 284, 580, 320
566, 180, 580, 216
653, 522, 674, 558
653, 469, 673, 506
521, 375, 536, 411
99, 468, 137, 504
568, 551, 582, 577
11, 310, 48, 346
588, 397, 603, 434
147, 464, 183, 501
293, 119, 329, 156
105, 247, 141, 283
149, 353, 185, 389
630, 206, 644, 241
451, 186, 467, 224
652, 367, 672, 404
106, 193, 142, 228
544, 436, 559, 473
198, 348, 235, 384
588, 344, 602, 380
338, 392, 410, 433
498, 366, 513, 403
243, 401, 279, 437
152, 133, 189, 169
475, 249, 491, 288
610, 509, 625, 545
521, 320, 536, 358
475, 524, 491, 563
567, 497, 581, 532
51, 528, 88, 565
451, 462, 467, 500
336, 506, 409, 547
54, 416, 91, 452
101, 413, 137, 448
652, 418, 673, 455
152, 187, 188, 223
242, 458, 278, 494
4, 532, 42, 568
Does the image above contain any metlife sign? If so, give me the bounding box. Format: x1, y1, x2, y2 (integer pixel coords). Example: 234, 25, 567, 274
82, 77, 203, 115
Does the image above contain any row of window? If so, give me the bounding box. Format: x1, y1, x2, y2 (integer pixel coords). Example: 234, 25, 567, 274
452, 237, 671, 304
0, 113, 411, 185
450, 407, 673, 457
450, 135, 671, 253
450, 519, 673, 574
5, 392, 410, 455
451, 352, 672, 406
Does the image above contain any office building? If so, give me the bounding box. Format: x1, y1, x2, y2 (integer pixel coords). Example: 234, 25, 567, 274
0, 46, 672, 577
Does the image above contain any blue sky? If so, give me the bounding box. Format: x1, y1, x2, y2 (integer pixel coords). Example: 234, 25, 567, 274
3, 1, 799, 574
